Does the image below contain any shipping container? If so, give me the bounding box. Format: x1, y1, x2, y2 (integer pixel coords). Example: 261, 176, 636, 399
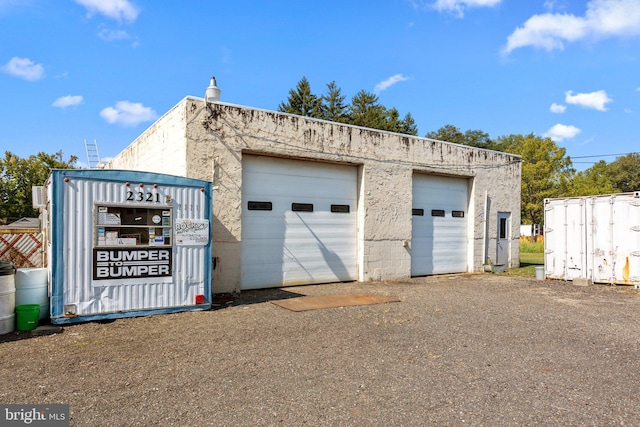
45, 169, 213, 324
544, 193, 640, 286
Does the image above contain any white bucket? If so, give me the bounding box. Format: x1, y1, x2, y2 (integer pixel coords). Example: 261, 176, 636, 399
535, 266, 545, 280
15, 268, 49, 321
0, 288, 16, 334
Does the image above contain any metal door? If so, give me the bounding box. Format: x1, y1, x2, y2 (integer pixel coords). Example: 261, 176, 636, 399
241, 155, 358, 290
411, 174, 468, 276
496, 212, 511, 267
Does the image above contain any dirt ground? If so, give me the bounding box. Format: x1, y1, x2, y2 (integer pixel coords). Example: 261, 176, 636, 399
2, 273, 640, 426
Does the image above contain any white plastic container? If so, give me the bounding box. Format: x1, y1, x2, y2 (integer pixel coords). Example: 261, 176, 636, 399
15, 268, 49, 321
0, 261, 15, 334
535, 266, 545, 281
0, 289, 15, 334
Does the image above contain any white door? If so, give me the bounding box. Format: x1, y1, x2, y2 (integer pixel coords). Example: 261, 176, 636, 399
588, 194, 640, 285
411, 174, 468, 276
241, 156, 358, 290
496, 212, 511, 267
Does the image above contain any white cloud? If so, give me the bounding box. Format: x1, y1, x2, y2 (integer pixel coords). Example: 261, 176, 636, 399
98, 27, 130, 41
503, 0, 640, 54
565, 90, 612, 111
543, 0, 569, 12
1, 57, 44, 81
410, 0, 502, 17
74, 0, 139, 23
53, 95, 84, 109
435, 0, 502, 15
100, 101, 157, 126
374, 74, 411, 93
550, 103, 566, 113
544, 123, 581, 141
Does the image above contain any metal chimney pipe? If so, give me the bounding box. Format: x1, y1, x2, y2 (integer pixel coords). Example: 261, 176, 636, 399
205, 76, 221, 102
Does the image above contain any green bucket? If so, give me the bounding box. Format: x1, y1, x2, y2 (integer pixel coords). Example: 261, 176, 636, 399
16, 304, 40, 331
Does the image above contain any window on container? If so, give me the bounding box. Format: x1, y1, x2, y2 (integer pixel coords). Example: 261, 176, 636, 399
412, 209, 424, 216
499, 218, 507, 239
248, 201, 272, 211
452, 210, 465, 218
431, 209, 445, 217
95, 205, 172, 247
331, 204, 350, 213
292, 203, 313, 212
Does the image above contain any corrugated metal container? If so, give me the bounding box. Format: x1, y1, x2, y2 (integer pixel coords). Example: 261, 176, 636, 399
544, 192, 640, 285
45, 169, 212, 324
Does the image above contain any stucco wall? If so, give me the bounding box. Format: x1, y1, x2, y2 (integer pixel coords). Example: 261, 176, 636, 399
105, 100, 189, 175
107, 96, 521, 294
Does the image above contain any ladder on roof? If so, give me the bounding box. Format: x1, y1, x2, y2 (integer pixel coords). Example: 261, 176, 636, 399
85, 139, 101, 169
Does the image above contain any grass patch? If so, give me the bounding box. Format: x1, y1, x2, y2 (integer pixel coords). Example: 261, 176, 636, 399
520, 252, 543, 265
496, 243, 544, 277
520, 241, 544, 253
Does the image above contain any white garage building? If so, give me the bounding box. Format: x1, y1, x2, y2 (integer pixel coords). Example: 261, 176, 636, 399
105, 95, 521, 294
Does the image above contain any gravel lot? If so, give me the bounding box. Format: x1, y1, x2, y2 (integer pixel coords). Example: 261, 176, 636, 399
2, 273, 640, 426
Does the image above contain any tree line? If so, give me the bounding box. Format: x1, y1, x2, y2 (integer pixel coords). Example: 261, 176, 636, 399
278, 76, 418, 135
0, 151, 76, 224
1, 77, 638, 225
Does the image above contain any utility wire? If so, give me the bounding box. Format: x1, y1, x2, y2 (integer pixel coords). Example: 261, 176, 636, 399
569, 152, 638, 159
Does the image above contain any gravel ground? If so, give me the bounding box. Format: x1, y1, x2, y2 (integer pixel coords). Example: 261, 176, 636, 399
2, 273, 640, 426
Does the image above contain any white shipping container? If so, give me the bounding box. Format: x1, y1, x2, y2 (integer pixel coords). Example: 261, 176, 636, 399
45, 169, 213, 324
544, 193, 640, 285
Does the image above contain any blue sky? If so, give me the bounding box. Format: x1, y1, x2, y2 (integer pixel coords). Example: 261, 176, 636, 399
1, 0, 639, 169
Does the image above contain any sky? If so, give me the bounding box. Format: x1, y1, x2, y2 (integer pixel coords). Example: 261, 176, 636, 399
1, 0, 639, 170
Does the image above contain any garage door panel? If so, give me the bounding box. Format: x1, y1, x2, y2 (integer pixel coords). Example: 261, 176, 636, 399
242, 156, 358, 290
412, 174, 468, 276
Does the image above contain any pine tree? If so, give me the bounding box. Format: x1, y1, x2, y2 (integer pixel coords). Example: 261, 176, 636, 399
348, 90, 386, 129
277, 76, 321, 118
319, 81, 348, 123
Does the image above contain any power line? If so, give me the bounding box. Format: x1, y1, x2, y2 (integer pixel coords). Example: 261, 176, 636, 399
569, 152, 638, 159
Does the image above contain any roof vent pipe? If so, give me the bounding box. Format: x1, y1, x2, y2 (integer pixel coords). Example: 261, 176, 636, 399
205, 76, 221, 102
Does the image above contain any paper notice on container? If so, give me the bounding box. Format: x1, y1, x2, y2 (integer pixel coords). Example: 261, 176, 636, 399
174, 219, 209, 246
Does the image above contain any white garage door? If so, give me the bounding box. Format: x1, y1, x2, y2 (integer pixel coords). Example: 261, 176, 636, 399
241, 156, 358, 290
412, 174, 468, 276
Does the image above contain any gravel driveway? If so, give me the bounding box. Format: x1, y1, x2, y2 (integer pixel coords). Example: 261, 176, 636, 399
2, 273, 640, 426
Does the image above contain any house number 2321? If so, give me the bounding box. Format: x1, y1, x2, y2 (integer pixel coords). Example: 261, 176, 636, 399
126, 191, 161, 203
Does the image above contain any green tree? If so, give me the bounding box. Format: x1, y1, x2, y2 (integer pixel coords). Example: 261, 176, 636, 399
398, 112, 418, 136
607, 153, 640, 192
319, 81, 348, 123
385, 107, 401, 132
565, 160, 616, 197
426, 125, 495, 149
463, 129, 495, 150
426, 124, 465, 144
0, 151, 77, 223
347, 90, 387, 129
279, 77, 419, 135
495, 134, 573, 225
277, 76, 321, 118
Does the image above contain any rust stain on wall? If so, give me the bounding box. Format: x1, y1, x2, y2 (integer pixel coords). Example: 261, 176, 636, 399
623, 256, 630, 282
